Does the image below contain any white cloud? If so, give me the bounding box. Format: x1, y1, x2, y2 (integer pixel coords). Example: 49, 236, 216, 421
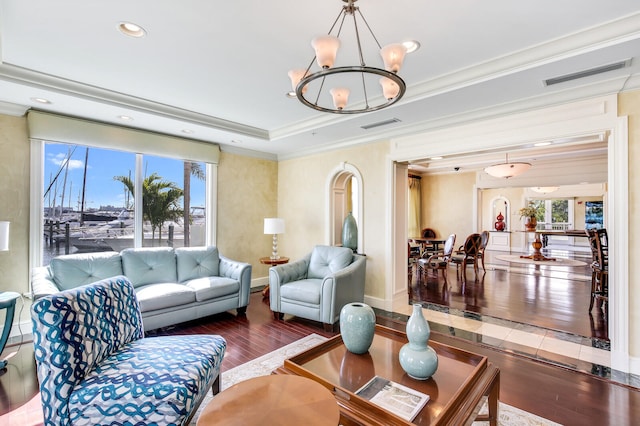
49, 153, 84, 170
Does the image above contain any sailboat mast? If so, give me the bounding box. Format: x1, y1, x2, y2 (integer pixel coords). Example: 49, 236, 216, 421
80, 147, 89, 226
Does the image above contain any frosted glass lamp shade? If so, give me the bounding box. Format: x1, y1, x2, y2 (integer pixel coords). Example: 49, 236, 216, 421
330, 88, 350, 110
288, 69, 309, 94
264, 218, 285, 235
0, 221, 9, 251
484, 162, 531, 179
379, 77, 400, 99
380, 43, 407, 73
312, 35, 340, 69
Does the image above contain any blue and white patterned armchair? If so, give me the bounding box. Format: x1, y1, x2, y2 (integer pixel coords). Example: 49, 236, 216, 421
31, 275, 226, 426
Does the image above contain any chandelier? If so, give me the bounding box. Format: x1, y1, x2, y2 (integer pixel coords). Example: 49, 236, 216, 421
484, 153, 531, 179
288, 0, 409, 114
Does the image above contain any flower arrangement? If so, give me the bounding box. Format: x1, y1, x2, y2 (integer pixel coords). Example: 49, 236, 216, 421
518, 202, 539, 219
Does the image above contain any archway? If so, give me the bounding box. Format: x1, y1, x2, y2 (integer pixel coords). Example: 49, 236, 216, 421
325, 162, 364, 253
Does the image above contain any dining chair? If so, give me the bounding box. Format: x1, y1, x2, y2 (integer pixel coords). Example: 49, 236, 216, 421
476, 230, 490, 270
586, 228, 608, 312
451, 233, 483, 280
417, 233, 456, 284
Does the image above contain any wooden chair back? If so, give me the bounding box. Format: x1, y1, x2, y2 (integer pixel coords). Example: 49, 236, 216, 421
421, 228, 437, 238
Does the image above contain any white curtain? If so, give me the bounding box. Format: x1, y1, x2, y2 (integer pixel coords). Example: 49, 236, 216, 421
408, 175, 421, 238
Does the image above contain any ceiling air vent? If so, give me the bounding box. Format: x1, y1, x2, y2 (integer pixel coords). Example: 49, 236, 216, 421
543, 59, 632, 86
360, 118, 401, 130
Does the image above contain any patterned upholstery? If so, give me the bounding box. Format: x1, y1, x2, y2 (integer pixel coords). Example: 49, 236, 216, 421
31, 275, 226, 426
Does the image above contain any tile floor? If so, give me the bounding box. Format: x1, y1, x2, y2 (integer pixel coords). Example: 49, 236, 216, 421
378, 303, 640, 390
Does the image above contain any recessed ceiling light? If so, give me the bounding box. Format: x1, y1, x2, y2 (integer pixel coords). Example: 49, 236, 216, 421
286, 91, 296, 98
117, 115, 134, 121
534, 142, 552, 147
231, 139, 241, 144
181, 129, 194, 134
402, 40, 421, 54
31, 97, 51, 104
430, 156, 443, 160
118, 22, 146, 38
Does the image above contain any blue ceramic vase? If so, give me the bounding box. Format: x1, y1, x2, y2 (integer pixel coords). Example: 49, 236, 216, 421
399, 304, 438, 380
340, 302, 375, 354
342, 212, 358, 252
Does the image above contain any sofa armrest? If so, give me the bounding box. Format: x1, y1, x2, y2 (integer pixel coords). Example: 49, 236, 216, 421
219, 255, 252, 307
31, 266, 60, 300
320, 254, 367, 325
268, 255, 311, 312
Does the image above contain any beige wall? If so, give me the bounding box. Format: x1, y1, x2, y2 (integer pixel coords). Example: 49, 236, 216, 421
0, 115, 31, 327
420, 171, 477, 246
277, 141, 389, 300
619, 90, 640, 357
216, 151, 278, 278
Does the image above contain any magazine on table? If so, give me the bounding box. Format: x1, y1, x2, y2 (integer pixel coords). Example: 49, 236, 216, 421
355, 376, 430, 421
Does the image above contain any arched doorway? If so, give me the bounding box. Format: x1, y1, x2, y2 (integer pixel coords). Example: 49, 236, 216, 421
326, 162, 364, 253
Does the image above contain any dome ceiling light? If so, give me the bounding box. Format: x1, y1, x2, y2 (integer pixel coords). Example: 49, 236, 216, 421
484, 153, 531, 179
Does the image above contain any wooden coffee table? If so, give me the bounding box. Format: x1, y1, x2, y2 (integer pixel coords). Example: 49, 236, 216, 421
196, 374, 340, 426
274, 325, 500, 425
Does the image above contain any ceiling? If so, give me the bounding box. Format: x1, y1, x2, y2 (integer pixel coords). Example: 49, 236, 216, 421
1, 1, 639, 167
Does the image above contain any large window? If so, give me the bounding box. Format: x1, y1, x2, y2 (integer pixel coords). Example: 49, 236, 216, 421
41, 143, 207, 265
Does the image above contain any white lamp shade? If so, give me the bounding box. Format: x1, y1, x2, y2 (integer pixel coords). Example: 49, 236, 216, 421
531, 186, 559, 194
311, 35, 340, 69
0, 221, 9, 251
288, 69, 308, 94
484, 162, 531, 179
380, 43, 407, 73
329, 87, 350, 110
379, 77, 400, 99
264, 218, 285, 235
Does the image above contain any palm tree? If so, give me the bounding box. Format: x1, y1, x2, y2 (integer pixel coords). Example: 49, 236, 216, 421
114, 173, 183, 242
183, 162, 205, 246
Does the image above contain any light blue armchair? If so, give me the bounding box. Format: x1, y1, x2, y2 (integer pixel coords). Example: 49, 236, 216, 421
269, 245, 367, 331
31, 275, 226, 426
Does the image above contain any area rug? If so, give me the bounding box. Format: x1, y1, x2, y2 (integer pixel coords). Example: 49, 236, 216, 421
191, 333, 561, 426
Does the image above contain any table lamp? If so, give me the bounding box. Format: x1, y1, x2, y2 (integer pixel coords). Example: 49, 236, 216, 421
264, 218, 285, 260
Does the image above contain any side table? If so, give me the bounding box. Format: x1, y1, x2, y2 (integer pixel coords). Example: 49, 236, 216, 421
196, 374, 339, 426
0, 291, 20, 369
259, 256, 289, 298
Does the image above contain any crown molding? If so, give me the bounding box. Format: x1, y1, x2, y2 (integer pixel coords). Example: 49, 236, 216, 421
0, 100, 28, 116
0, 62, 269, 140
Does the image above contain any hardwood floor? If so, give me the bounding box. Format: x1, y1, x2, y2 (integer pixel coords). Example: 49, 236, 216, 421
2, 290, 636, 425
410, 248, 608, 340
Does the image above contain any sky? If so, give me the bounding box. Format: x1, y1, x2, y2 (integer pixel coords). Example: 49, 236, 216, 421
44, 143, 206, 211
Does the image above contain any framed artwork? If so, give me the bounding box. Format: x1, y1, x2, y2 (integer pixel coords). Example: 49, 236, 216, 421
585, 201, 604, 229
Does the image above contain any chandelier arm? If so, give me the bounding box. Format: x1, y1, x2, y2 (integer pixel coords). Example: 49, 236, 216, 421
327, 5, 347, 35
313, 75, 327, 106
360, 69, 370, 108
351, 6, 366, 66
355, 8, 383, 50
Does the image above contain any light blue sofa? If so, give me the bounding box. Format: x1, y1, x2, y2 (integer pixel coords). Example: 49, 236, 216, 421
269, 245, 367, 331
31, 246, 252, 331
31, 275, 226, 425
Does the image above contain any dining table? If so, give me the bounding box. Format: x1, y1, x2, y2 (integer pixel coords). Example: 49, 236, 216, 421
409, 237, 447, 257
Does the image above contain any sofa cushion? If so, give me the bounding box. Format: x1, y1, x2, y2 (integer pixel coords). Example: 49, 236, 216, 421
135, 283, 196, 312
121, 247, 177, 287
50, 251, 123, 290
176, 246, 220, 282
281, 278, 322, 305
307, 246, 353, 279
185, 277, 239, 301
67, 335, 226, 425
